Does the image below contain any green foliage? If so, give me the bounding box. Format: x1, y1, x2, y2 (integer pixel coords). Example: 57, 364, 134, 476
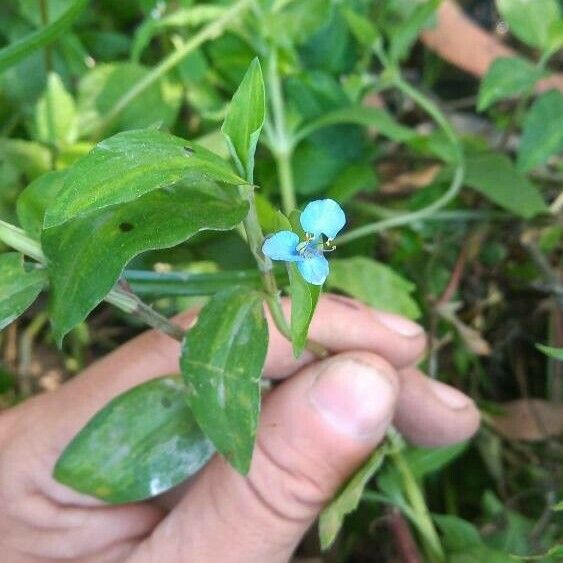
180, 288, 268, 474
518, 90, 563, 172
222, 58, 265, 182
0, 252, 47, 330
319, 444, 389, 550
54, 377, 214, 503
327, 257, 421, 319
464, 152, 547, 218
477, 57, 544, 111
43, 178, 248, 343
496, 0, 561, 50
44, 129, 245, 228
536, 344, 563, 361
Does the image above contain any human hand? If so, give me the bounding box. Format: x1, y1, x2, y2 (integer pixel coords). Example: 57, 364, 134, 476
0, 295, 479, 562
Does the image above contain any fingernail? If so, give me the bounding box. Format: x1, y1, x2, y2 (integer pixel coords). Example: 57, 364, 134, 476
308, 359, 396, 440
430, 380, 471, 410
375, 311, 423, 337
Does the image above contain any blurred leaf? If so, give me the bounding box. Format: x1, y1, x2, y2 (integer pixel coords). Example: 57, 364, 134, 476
0, 0, 88, 73
222, 58, 265, 182
180, 288, 268, 475
54, 377, 214, 503
0, 252, 47, 330
43, 179, 248, 343
435, 515, 514, 562
327, 162, 378, 203
0, 139, 51, 180
464, 152, 548, 218
76, 63, 181, 136
477, 57, 544, 111
497, 0, 561, 50
327, 257, 421, 319
44, 129, 245, 228
295, 105, 415, 145
388, 0, 440, 62
536, 344, 563, 360
405, 443, 468, 479
34, 72, 77, 147
490, 399, 563, 441
17, 170, 66, 239
341, 7, 379, 46
517, 90, 563, 172
319, 445, 388, 550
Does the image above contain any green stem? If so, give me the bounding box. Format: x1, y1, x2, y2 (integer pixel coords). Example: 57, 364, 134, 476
267, 49, 297, 214
94, 0, 251, 136
336, 71, 465, 246
0, 220, 185, 341
387, 432, 445, 563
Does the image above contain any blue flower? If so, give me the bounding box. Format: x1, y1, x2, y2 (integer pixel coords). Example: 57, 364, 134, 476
262, 199, 346, 285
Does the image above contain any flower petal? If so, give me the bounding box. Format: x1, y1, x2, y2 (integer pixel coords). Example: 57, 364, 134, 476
262, 231, 302, 262
300, 199, 346, 240
297, 254, 329, 285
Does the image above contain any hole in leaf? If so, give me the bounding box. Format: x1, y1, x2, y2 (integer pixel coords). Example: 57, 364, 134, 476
161, 396, 172, 408
184, 146, 195, 156
119, 222, 134, 233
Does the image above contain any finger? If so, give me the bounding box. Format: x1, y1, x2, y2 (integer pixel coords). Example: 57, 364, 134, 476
131, 352, 399, 563
30, 295, 424, 458
266, 294, 426, 377
393, 367, 480, 446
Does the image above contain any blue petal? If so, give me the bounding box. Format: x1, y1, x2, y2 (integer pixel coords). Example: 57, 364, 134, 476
262, 231, 302, 262
300, 199, 346, 240
297, 254, 329, 285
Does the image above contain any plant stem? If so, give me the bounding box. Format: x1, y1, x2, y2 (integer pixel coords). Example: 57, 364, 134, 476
387, 432, 446, 563
336, 71, 465, 246
94, 0, 251, 136
267, 49, 297, 214
0, 220, 185, 341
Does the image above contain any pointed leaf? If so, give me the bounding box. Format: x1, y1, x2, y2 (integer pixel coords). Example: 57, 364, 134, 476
42, 179, 249, 343
319, 445, 389, 550
0, 253, 47, 330
477, 57, 544, 111
465, 152, 548, 218
54, 377, 214, 503
221, 58, 265, 182
536, 344, 563, 361
180, 288, 268, 474
327, 257, 421, 319
44, 129, 245, 228
517, 90, 563, 172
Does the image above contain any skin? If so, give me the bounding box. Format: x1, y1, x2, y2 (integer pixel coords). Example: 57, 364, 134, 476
0, 295, 480, 562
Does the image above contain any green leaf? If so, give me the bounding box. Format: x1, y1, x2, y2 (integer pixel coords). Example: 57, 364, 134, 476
327, 257, 421, 320
0, 253, 47, 330
76, 62, 182, 136
497, 0, 561, 50
34, 72, 77, 147
517, 90, 563, 172
434, 515, 514, 563
42, 179, 249, 344
17, 170, 66, 239
180, 288, 268, 474
536, 344, 563, 361
477, 57, 544, 111
221, 58, 265, 183
294, 105, 415, 145
319, 445, 388, 550
464, 152, 548, 218
388, 0, 440, 63
288, 263, 321, 358
54, 376, 214, 503
44, 129, 245, 228
341, 8, 379, 46
0, 0, 88, 73
404, 442, 468, 479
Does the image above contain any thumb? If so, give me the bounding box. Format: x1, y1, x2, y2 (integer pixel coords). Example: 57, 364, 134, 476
133, 352, 398, 563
